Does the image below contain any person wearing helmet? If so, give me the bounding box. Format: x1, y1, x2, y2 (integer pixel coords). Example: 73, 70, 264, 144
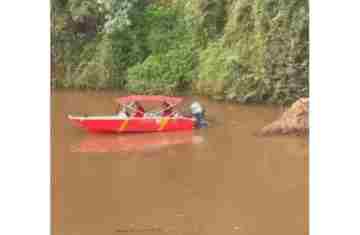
190, 102, 207, 128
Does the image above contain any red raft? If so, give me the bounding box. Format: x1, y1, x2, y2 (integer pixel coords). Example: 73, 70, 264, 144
68, 95, 196, 133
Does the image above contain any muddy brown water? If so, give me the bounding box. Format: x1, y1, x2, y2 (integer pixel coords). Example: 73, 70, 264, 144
51, 90, 308, 235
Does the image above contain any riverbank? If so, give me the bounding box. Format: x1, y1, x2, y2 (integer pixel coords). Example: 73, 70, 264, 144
52, 0, 308, 105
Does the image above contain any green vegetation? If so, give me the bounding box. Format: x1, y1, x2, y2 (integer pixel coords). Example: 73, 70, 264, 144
52, 0, 308, 104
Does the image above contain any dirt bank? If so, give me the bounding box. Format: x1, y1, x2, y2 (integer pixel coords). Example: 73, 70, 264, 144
260, 97, 309, 136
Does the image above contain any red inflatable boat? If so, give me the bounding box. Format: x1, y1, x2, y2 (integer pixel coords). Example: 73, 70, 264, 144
68, 95, 196, 133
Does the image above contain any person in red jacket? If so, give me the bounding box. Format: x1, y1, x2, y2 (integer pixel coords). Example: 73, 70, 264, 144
132, 101, 145, 118
161, 101, 174, 117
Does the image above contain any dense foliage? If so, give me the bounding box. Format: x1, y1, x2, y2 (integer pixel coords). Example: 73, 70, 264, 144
51, 0, 309, 104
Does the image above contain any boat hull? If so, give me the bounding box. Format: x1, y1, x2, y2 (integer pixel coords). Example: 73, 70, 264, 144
68, 115, 195, 133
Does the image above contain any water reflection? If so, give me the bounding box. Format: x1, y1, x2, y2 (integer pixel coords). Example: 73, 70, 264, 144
70, 132, 204, 153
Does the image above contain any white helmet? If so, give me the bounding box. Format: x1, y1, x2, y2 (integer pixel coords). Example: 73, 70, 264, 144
190, 102, 203, 114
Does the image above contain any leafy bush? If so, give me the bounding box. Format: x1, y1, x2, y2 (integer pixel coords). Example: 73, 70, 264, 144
109, 3, 190, 89
126, 43, 196, 94
192, 0, 308, 104
195, 41, 240, 99
144, 5, 190, 54
123, 3, 197, 95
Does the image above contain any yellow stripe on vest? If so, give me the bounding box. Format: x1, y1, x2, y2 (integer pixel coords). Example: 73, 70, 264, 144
158, 117, 170, 131
119, 119, 129, 132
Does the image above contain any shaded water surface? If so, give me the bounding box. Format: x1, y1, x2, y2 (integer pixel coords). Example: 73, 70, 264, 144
52, 90, 308, 235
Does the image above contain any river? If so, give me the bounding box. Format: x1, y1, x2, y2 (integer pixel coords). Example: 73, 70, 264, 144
51, 90, 308, 235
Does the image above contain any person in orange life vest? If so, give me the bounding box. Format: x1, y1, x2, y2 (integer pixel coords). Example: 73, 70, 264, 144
161, 101, 174, 117
132, 101, 145, 118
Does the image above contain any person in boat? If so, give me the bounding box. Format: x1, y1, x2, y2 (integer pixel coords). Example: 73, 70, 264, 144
190, 102, 208, 128
160, 101, 174, 117
115, 104, 129, 118
131, 101, 145, 118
